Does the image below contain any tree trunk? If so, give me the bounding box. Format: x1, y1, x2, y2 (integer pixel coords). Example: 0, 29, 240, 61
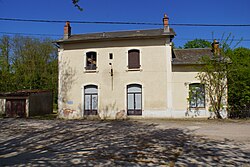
215, 110, 223, 119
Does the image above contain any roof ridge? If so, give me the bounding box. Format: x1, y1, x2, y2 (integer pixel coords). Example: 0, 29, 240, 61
71, 28, 165, 36
174, 48, 211, 51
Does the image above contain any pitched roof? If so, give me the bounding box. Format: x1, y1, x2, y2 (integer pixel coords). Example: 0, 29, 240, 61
172, 48, 213, 64
56, 28, 175, 44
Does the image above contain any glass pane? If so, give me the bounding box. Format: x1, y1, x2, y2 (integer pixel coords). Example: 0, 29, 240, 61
128, 94, 134, 110
85, 95, 91, 110
85, 86, 98, 93
135, 94, 142, 110
128, 85, 141, 93
92, 95, 98, 110
197, 99, 204, 107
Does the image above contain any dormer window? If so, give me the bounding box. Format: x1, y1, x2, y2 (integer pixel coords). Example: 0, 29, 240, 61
128, 49, 140, 69
86, 52, 97, 70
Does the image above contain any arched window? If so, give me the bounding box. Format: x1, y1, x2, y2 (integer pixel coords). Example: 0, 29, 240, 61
189, 83, 205, 108
84, 85, 98, 115
127, 84, 142, 115
86, 52, 97, 70
128, 49, 140, 69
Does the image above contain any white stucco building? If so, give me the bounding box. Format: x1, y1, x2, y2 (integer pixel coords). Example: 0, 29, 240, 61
56, 14, 217, 119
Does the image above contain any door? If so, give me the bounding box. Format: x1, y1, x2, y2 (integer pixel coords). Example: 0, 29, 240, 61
127, 84, 142, 115
5, 99, 26, 118
84, 85, 98, 115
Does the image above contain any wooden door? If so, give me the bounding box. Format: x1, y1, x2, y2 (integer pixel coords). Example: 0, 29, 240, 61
5, 99, 26, 118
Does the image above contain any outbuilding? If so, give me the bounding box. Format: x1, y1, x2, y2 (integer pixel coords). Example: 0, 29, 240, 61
0, 90, 53, 118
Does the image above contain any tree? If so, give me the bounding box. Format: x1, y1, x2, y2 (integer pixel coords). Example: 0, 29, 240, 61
227, 47, 250, 118
0, 36, 13, 92
184, 39, 211, 49
196, 41, 228, 119
0, 35, 58, 108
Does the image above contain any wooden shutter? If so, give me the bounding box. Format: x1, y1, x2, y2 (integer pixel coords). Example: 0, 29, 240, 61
128, 50, 140, 69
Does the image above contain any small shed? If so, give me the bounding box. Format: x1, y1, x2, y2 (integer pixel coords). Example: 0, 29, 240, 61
0, 90, 53, 118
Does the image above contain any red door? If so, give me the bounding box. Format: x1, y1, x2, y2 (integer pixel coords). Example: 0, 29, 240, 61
5, 99, 26, 118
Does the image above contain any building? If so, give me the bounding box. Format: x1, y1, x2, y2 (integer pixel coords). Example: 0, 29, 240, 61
0, 90, 53, 118
56, 14, 224, 119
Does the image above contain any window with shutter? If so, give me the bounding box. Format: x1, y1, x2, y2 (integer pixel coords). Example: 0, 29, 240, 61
128, 49, 140, 69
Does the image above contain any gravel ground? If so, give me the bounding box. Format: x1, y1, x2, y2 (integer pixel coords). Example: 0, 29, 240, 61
0, 118, 249, 166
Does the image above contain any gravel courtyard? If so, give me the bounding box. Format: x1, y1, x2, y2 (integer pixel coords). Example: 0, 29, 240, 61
0, 118, 249, 166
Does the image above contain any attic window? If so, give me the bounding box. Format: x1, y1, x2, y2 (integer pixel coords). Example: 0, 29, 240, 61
86, 52, 97, 70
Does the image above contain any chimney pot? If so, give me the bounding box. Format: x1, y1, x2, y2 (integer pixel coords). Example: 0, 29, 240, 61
212, 40, 220, 55
163, 13, 169, 32
64, 21, 71, 39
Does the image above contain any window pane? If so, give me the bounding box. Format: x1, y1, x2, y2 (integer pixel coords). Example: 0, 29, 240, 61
92, 95, 98, 110
85, 95, 91, 110
128, 85, 141, 93
197, 98, 205, 107
135, 94, 142, 110
128, 94, 134, 110
85, 86, 98, 93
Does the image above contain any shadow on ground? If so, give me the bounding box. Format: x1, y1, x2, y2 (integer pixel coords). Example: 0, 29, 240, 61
0, 119, 249, 166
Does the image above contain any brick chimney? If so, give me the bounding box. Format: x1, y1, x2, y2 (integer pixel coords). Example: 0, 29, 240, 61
163, 13, 169, 32
212, 40, 220, 55
64, 21, 71, 39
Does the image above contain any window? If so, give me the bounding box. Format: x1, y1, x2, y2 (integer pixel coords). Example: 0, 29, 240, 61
127, 84, 142, 115
189, 83, 205, 108
84, 85, 98, 115
128, 49, 140, 69
109, 53, 113, 60
86, 52, 97, 70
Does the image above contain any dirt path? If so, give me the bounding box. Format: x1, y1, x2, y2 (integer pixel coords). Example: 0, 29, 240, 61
0, 118, 249, 166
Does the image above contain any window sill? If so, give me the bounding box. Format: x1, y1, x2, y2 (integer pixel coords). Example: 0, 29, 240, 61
126, 68, 143, 72
84, 70, 99, 73
189, 107, 206, 109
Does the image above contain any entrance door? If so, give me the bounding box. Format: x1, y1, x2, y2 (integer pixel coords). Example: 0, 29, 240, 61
84, 85, 98, 115
127, 84, 142, 115
5, 99, 26, 118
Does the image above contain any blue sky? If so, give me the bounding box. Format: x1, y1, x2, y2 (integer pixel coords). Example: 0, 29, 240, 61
0, 0, 250, 48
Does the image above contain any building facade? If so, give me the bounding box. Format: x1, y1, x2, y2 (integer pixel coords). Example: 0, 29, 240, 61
56, 15, 222, 119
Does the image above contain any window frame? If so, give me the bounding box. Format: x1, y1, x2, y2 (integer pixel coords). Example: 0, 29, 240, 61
189, 83, 205, 108
84, 85, 98, 115
85, 51, 97, 71
127, 84, 142, 115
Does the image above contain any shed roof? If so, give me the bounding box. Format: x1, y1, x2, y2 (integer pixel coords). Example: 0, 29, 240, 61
0, 90, 51, 98
172, 48, 213, 65
56, 28, 176, 44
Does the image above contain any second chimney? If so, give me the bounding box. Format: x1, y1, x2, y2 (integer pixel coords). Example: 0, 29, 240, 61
212, 40, 220, 55
64, 21, 71, 39
163, 14, 169, 32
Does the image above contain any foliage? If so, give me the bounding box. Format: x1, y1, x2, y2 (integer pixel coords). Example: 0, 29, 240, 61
227, 47, 250, 118
0, 35, 58, 108
196, 44, 228, 119
184, 39, 211, 49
